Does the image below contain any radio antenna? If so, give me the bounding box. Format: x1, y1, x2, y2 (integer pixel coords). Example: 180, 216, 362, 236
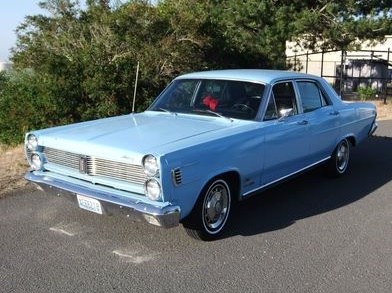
132, 61, 139, 113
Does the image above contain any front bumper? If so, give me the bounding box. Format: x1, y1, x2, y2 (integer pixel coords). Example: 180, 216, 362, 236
25, 172, 180, 229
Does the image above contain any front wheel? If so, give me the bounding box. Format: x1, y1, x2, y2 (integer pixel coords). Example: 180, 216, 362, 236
326, 138, 350, 177
183, 178, 232, 241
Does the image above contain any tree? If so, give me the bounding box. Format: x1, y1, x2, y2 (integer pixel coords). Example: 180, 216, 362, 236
3, 0, 391, 146
12, 0, 171, 120
289, 0, 392, 51
196, 0, 392, 68
206, 0, 295, 69
0, 69, 61, 145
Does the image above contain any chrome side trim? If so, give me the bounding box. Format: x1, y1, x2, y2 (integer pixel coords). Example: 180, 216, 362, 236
25, 172, 180, 229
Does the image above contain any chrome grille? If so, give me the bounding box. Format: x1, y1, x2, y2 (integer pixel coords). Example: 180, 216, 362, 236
93, 157, 147, 183
43, 147, 147, 184
44, 147, 80, 169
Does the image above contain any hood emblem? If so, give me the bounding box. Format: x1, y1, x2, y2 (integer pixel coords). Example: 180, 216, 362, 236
79, 155, 88, 174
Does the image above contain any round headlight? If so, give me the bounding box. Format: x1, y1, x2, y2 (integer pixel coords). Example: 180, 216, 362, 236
27, 134, 38, 151
142, 155, 159, 177
31, 153, 42, 170
144, 179, 161, 201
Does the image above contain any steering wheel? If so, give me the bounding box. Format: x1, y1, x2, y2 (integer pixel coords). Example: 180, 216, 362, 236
231, 103, 254, 115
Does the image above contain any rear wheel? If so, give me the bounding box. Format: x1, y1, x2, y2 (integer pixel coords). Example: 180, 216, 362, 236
326, 138, 350, 177
183, 178, 232, 241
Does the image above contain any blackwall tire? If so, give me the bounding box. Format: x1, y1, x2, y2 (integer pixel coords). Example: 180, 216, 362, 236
183, 178, 232, 241
326, 138, 350, 177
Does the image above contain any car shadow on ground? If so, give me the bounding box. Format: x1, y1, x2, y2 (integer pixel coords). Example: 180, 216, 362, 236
223, 135, 392, 239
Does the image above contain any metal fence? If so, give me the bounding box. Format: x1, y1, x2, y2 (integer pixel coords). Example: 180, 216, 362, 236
286, 49, 392, 101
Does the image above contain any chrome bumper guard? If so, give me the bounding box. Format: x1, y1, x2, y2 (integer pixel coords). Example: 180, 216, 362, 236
25, 172, 180, 229
369, 120, 378, 136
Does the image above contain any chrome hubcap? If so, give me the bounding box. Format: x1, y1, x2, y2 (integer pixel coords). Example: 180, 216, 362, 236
203, 180, 230, 232
336, 141, 349, 172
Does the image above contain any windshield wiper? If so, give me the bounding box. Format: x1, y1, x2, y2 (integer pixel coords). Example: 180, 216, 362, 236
155, 107, 171, 113
153, 107, 179, 116
192, 109, 233, 121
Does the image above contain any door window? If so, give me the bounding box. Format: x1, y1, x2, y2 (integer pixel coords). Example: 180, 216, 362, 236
297, 81, 328, 112
265, 82, 298, 120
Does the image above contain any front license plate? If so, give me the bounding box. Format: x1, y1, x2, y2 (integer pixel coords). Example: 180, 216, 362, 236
77, 194, 103, 215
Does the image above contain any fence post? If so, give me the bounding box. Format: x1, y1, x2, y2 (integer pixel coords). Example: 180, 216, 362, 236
370, 51, 374, 93
294, 53, 297, 71
384, 48, 390, 104
306, 51, 309, 73
339, 50, 345, 97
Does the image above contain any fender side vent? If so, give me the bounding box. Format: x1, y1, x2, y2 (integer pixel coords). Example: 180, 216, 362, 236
171, 168, 182, 186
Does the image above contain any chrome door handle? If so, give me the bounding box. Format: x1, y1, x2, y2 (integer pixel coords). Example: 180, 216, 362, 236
297, 120, 309, 125
329, 111, 339, 116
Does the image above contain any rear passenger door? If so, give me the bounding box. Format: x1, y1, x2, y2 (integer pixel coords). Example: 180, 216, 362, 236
295, 80, 341, 162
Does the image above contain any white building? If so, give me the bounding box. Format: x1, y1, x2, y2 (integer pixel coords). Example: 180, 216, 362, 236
0, 61, 13, 71
286, 36, 392, 95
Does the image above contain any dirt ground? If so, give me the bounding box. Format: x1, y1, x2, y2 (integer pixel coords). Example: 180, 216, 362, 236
1, 100, 392, 198
1, 146, 30, 197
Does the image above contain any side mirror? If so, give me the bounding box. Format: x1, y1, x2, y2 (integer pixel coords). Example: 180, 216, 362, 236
278, 108, 293, 121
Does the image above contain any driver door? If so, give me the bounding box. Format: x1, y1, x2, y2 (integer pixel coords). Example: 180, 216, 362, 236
262, 81, 311, 185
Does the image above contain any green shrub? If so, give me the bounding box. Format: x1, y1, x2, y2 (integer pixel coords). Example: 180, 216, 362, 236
0, 70, 62, 145
357, 87, 377, 101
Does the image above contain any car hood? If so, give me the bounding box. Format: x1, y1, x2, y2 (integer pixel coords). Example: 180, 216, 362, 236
35, 111, 239, 158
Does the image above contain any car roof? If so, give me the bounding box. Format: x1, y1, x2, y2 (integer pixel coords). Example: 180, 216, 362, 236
175, 69, 319, 84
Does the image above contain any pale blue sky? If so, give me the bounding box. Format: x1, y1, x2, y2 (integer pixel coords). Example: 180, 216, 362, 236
0, 1, 47, 61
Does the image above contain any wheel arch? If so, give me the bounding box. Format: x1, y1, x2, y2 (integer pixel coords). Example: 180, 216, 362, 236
218, 170, 241, 202
337, 134, 356, 148
345, 135, 356, 147
199, 170, 241, 202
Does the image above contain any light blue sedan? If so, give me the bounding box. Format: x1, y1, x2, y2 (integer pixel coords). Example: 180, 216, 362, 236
24, 70, 378, 240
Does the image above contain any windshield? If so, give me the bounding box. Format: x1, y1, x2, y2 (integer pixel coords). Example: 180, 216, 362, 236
148, 79, 266, 120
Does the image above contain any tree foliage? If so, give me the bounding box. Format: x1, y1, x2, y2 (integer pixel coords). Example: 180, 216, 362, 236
1, 0, 391, 145
0, 69, 62, 145
289, 0, 392, 51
